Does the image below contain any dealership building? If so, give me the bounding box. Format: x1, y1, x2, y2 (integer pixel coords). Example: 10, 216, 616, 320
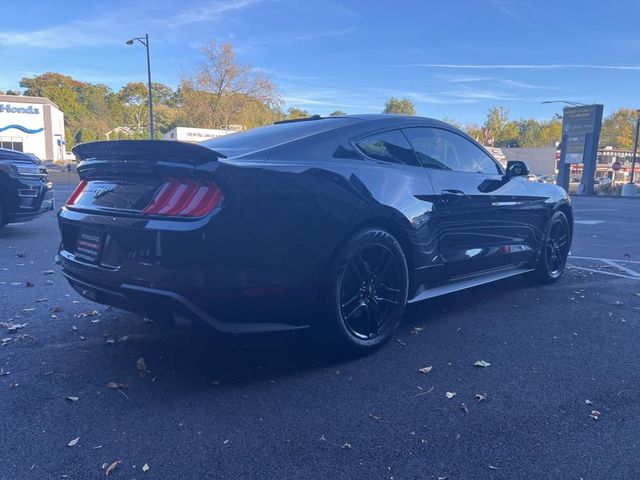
0, 94, 66, 161
162, 126, 242, 143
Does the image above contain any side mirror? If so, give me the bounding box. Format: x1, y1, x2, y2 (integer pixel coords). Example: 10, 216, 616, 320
505, 160, 530, 178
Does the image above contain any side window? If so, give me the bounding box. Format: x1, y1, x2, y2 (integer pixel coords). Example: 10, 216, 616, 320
403, 127, 501, 175
354, 130, 420, 166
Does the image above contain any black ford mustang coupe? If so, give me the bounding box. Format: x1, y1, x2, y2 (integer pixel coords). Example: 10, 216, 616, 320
57, 115, 572, 352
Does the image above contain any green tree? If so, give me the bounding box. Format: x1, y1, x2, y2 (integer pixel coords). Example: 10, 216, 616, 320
329, 110, 346, 116
382, 97, 416, 116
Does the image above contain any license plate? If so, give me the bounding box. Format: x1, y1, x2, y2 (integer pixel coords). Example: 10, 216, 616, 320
75, 229, 105, 264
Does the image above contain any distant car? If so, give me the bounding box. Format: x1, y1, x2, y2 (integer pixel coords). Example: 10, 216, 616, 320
0, 148, 54, 227
539, 174, 557, 184
595, 177, 612, 186
57, 115, 573, 353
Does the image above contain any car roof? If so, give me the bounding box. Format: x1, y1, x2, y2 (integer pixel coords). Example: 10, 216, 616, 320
285, 114, 454, 129
203, 114, 471, 160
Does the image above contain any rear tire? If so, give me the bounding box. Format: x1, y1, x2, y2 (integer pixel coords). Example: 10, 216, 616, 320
318, 228, 409, 354
529, 211, 570, 284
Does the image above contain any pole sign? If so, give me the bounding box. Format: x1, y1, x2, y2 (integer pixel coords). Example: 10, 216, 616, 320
557, 104, 604, 194
612, 161, 622, 172
565, 134, 586, 163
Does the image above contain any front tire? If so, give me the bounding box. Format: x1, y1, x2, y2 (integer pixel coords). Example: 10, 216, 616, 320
319, 228, 409, 354
530, 211, 571, 284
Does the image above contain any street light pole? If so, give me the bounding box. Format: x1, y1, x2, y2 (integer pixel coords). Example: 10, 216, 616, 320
541, 100, 587, 107
126, 34, 154, 140
629, 110, 640, 185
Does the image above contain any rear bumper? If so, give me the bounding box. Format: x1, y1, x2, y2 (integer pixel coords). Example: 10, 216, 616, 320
57, 207, 317, 334
61, 268, 307, 334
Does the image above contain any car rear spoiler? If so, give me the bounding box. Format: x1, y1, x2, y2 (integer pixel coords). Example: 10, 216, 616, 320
72, 140, 226, 165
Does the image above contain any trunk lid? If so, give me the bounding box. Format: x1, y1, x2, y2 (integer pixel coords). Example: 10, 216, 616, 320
69, 140, 225, 217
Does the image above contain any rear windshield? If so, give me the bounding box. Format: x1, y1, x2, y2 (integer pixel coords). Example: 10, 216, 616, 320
201, 117, 360, 157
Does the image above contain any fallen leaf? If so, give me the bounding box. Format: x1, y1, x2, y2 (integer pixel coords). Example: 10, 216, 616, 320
410, 326, 425, 335
590, 410, 601, 420
142, 464, 150, 472
585, 399, 593, 405
418, 366, 432, 374
105, 460, 122, 476
66, 396, 79, 402
67, 437, 80, 447
445, 391, 456, 399
488, 465, 499, 470
460, 402, 468, 414
474, 393, 488, 402
369, 413, 381, 420
43, 270, 55, 275
26, 281, 35, 288
341, 442, 352, 449
136, 357, 147, 378
107, 382, 128, 390
0, 322, 27, 333
474, 360, 491, 368
51, 306, 64, 313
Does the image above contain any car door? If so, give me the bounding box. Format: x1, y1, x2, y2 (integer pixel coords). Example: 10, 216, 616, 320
402, 127, 538, 279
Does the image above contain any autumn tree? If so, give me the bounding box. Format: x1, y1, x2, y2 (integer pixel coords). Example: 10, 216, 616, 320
285, 107, 311, 120
600, 108, 638, 149
382, 97, 416, 116
179, 41, 282, 128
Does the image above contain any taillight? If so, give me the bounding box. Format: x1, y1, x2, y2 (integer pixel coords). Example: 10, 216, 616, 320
66, 180, 88, 206
142, 177, 223, 218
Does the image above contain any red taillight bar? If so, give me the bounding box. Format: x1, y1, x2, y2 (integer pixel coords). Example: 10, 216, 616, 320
66, 180, 88, 206
142, 177, 223, 218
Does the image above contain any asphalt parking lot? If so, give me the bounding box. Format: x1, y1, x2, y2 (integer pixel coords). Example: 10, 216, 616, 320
1, 185, 639, 479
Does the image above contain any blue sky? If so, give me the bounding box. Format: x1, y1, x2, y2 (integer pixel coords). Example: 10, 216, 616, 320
1, 0, 639, 124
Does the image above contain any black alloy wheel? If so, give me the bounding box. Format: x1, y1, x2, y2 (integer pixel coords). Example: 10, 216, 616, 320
531, 211, 570, 283
322, 228, 409, 352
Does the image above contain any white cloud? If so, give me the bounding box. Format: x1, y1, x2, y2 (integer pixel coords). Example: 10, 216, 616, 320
402, 63, 640, 70
167, 0, 259, 27
0, 18, 121, 48
0, 0, 259, 49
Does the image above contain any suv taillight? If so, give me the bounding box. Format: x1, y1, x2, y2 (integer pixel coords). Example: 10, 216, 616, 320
66, 180, 88, 206
142, 177, 223, 217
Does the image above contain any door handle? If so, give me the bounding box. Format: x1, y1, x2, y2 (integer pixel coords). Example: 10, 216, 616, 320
441, 189, 467, 200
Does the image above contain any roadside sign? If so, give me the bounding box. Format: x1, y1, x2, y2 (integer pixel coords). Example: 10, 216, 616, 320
565, 134, 586, 163
612, 161, 622, 171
